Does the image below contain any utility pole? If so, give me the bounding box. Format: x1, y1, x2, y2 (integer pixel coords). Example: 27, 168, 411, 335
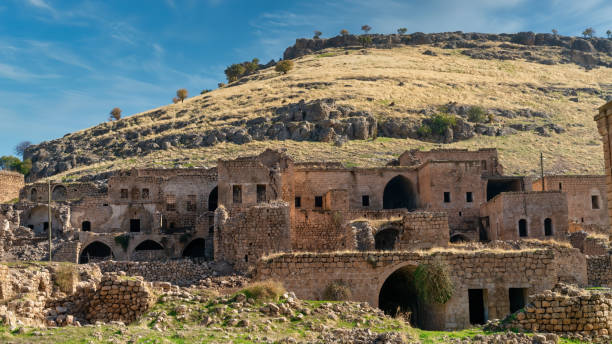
48, 179, 52, 261
540, 152, 545, 191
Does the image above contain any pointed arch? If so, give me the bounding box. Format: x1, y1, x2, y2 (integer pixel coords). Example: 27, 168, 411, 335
79, 241, 113, 264
383, 175, 417, 210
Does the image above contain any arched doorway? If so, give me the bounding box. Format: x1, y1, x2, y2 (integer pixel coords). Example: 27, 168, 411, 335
132, 240, 165, 261
379, 265, 422, 327
183, 238, 208, 259
450, 234, 469, 243
51, 185, 67, 201
208, 187, 218, 211
375, 228, 399, 250
79, 242, 113, 264
383, 175, 417, 210
135, 240, 163, 251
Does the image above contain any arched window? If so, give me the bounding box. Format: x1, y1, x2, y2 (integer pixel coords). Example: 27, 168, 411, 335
518, 219, 528, 237
82, 221, 91, 232
51, 185, 67, 201
544, 218, 553, 236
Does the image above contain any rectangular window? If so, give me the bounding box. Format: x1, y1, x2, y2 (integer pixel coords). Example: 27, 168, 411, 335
468, 289, 488, 325
130, 219, 140, 232
166, 194, 176, 211
43, 222, 49, 230
314, 196, 323, 208
257, 184, 267, 203
294, 196, 301, 208
186, 195, 197, 212
592, 195, 600, 209
558, 183, 562, 191
444, 192, 451, 203
142, 188, 150, 199
362, 195, 370, 207
120, 189, 128, 199
233, 185, 242, 204
509, 288, 527, 313
466, 192, 473, 203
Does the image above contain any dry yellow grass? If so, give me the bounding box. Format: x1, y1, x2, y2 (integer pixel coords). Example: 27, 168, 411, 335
53, 43, 611, 180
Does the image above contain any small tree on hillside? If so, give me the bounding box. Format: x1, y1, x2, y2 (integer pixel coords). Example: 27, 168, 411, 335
245, 58, 260, 74
607, 30, 612, 39
275, 60, 294, 74
361, 25, 372, 34
14, 141, 31, 157
397, 28, 408, 35
176, 88, 188, 103
109, 107, 122, 121
582, 27, 595, 39
172, 97, 180, 104
314, 30, 322, 39
551, 29, 558, 37
340, 29, 349, 36
225, 63, 247, 82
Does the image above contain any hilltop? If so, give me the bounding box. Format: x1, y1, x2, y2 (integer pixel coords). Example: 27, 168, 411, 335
23, 32, 612, 181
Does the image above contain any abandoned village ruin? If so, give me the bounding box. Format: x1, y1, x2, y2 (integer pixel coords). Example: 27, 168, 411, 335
2, 101, 612, 335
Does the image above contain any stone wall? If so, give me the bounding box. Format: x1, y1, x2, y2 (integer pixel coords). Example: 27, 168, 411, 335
587, 255, 612, 287
0, 171, 24, 204
594, 101, 612, 237
52, 241, 81, 263
215, 202, 291, 272
97, 260, 213, 286
256, 249, 557, 330
85, 272, 153, 323
508, 284, 612, 337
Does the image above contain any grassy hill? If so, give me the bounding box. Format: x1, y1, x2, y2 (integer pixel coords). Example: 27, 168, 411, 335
25, 37, 612, 181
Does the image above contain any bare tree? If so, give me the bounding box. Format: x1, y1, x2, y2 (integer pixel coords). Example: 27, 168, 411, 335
551, 29, 558, 37
314, 30, 322, 39
582, 27, 595, 39
14, 141, 32, 157
109, 107, 122, 121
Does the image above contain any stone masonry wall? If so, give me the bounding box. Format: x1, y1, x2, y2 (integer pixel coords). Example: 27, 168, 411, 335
508, 284, 612, 337
595, 101, 612, 238
587, 255, 612, 287
97, 260, 214, 286
0, 171, 24, 204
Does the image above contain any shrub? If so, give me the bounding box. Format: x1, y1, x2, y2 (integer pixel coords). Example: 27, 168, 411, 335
54, 264, 78, 293
607, 30, 612, 39
429, 113, 457, 135
322, 281, 352, 301
397, 28, 408, 35
172, 97, 179, 104
275, 60, 294, 74
176, 88, 188, 103
359, 36, 372, 48
340, 29, 349, 36
238, 280, 285, 301
361, 25, 372, 34
245, 58, 260, 74
114, 234, 130, 252
314, 30, 322, 39
467, 106, 487, 123
417, 124, 432, 137
225, 63, 247, 82
0, 155, 31, 175
487, 113, 495, 123
109, 107, 122, 121
217, 82, 225, 88
582, 27, 595, 39
413, 257, 454, 304
200, 89, 212, 95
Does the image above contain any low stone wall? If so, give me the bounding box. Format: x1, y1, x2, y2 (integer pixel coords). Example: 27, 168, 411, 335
85, 272, 153, 323
587, 255, 612, 287
97, 260, 213, 286
508, 284, 612, 337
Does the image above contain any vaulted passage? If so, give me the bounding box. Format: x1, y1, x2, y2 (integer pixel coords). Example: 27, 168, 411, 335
183, 238, 208, 259
379, 266, 425, 328
79, 242, 113, 264
486, 179, 522, 201
208, 187, 218, 211
383, 175, 417, 210
375, 228, 399, 250
135, 240, 163, 251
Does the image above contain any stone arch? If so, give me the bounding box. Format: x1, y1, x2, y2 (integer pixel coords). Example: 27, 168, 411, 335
51, 185, 67, 201
383, 175, 417, 210
182, 238, 209, 259
208, 186, 218, 211
79, 241, 114, 264
30, 188, 38, 202
375, 227, 399, 250
450, 234, 470, 243
134, 240, 164, 251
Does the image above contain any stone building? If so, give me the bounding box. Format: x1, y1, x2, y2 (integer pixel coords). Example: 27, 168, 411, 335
595, 100, 612, 237
0, 171, 24, 204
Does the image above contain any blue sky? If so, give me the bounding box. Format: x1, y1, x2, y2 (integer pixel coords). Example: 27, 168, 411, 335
1, 0, 612, 157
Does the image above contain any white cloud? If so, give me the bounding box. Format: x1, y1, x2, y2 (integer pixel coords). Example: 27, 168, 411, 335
0, 62, 58, 81
26, 0, 54, 11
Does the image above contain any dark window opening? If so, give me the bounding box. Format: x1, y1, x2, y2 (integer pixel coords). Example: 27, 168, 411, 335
383, 175, 417, 210
518, 219, 527, 237
27, 225, 34, 230
544, 218, 553, 236
314, 196, 323, 208
592, 195, 600, 209
208, 226, 214, 235
170, 222, 175, 229
142, 188, 149, 199
166, 195, 176, 211
375, 228, 398, 251
208, 186, 218, 211
257, 184, 267, 203
466, 192, 473, 203
120, 189, 128, 199
294, 196, 301, 208
486, 179, 522, 201
244, 255, 248, 262
509, 288, 527, 313
183, 238, 208, 259
130, 219, 141, 233
459, 211, 462, 217
82, 221, 91, 232
581, 217, 584, 223
444, 192, 451, 203
233, 185, 242, 204
378, 266, 424, 328
558, 183, 562, 191
362, 195, 370, 207
468, 289, 487, 325
43, 222, 49, 230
